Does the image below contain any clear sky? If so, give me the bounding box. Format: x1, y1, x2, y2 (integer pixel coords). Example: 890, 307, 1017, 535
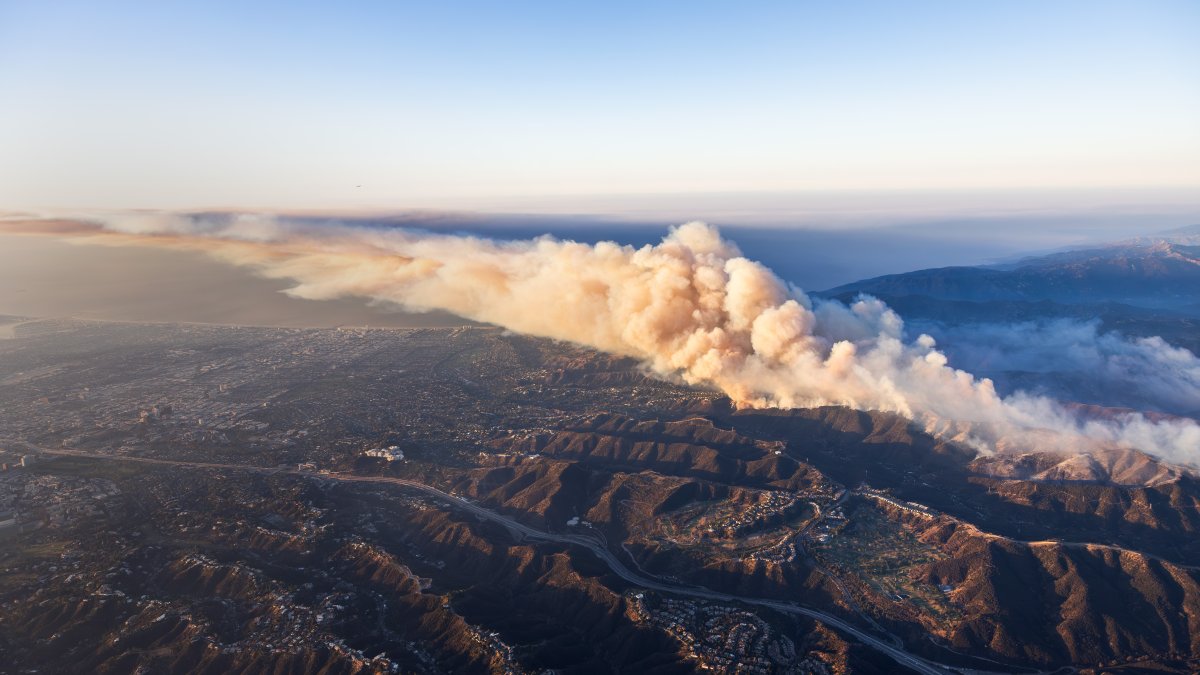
1, 0, 1197, 212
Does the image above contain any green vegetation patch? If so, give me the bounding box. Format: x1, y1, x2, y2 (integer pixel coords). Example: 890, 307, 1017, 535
814, 500, 961, 622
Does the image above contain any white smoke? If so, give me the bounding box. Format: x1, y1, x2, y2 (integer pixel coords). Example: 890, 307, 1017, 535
910, 319, 1200, 417
30, 213, 1200, 466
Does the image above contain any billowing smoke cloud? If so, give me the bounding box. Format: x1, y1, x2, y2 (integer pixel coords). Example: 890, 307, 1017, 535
7, 213, 1200, 466
910, 319, 1200, 417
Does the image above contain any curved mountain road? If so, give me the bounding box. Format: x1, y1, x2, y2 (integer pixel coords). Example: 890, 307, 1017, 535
35, 448, 1001, 674
338, 474, 954, 674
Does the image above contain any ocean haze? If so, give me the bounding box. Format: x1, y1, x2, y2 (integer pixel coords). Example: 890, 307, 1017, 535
2, 204, 1198, 327
0, 234, 464, 327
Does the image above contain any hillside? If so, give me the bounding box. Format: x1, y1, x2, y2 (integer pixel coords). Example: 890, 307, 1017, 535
825, 236, 1200, 312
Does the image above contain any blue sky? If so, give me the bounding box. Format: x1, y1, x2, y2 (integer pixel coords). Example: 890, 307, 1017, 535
1, 1, 1197, 212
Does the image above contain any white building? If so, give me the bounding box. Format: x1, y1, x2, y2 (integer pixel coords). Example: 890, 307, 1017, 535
364, 446, 404, 462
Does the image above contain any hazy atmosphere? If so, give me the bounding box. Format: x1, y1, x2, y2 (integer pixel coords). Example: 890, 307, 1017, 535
2, 1, 1198, 210
3, 3, 1200, 674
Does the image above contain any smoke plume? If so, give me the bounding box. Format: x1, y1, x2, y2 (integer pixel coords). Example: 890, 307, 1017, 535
8, 213, 1200, 466
910, 319, 1200, 417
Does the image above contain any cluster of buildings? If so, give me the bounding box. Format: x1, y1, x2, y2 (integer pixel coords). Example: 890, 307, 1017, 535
634, 595, 813, 673
719, 491, 805, 538
0, 318, 715, 501
0, 321, 464, 467
858, 486, 939, 520
0, 454, 36, 472
664, 490, 805, 549
0, 471, 120, 532
363, 446, 405, 462
808, 504, 848, 544
747, 538, 799, 565
464, 624, 521, 674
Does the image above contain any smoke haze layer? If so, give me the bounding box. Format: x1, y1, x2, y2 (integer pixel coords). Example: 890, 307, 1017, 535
910, 319, 1200, 418
7, 213, 1200, 466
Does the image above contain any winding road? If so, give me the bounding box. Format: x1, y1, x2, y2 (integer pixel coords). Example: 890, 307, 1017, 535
34, 448, 986, 674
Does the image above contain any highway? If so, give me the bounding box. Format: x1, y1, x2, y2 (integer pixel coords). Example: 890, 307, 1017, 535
36, 448, 969, 674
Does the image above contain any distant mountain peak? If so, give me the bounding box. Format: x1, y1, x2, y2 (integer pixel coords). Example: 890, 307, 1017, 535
1126, 223, 1200, 247
824, 230, 1200, 312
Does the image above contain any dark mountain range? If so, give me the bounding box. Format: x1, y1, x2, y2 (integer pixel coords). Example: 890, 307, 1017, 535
825, 232, 1200, 312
